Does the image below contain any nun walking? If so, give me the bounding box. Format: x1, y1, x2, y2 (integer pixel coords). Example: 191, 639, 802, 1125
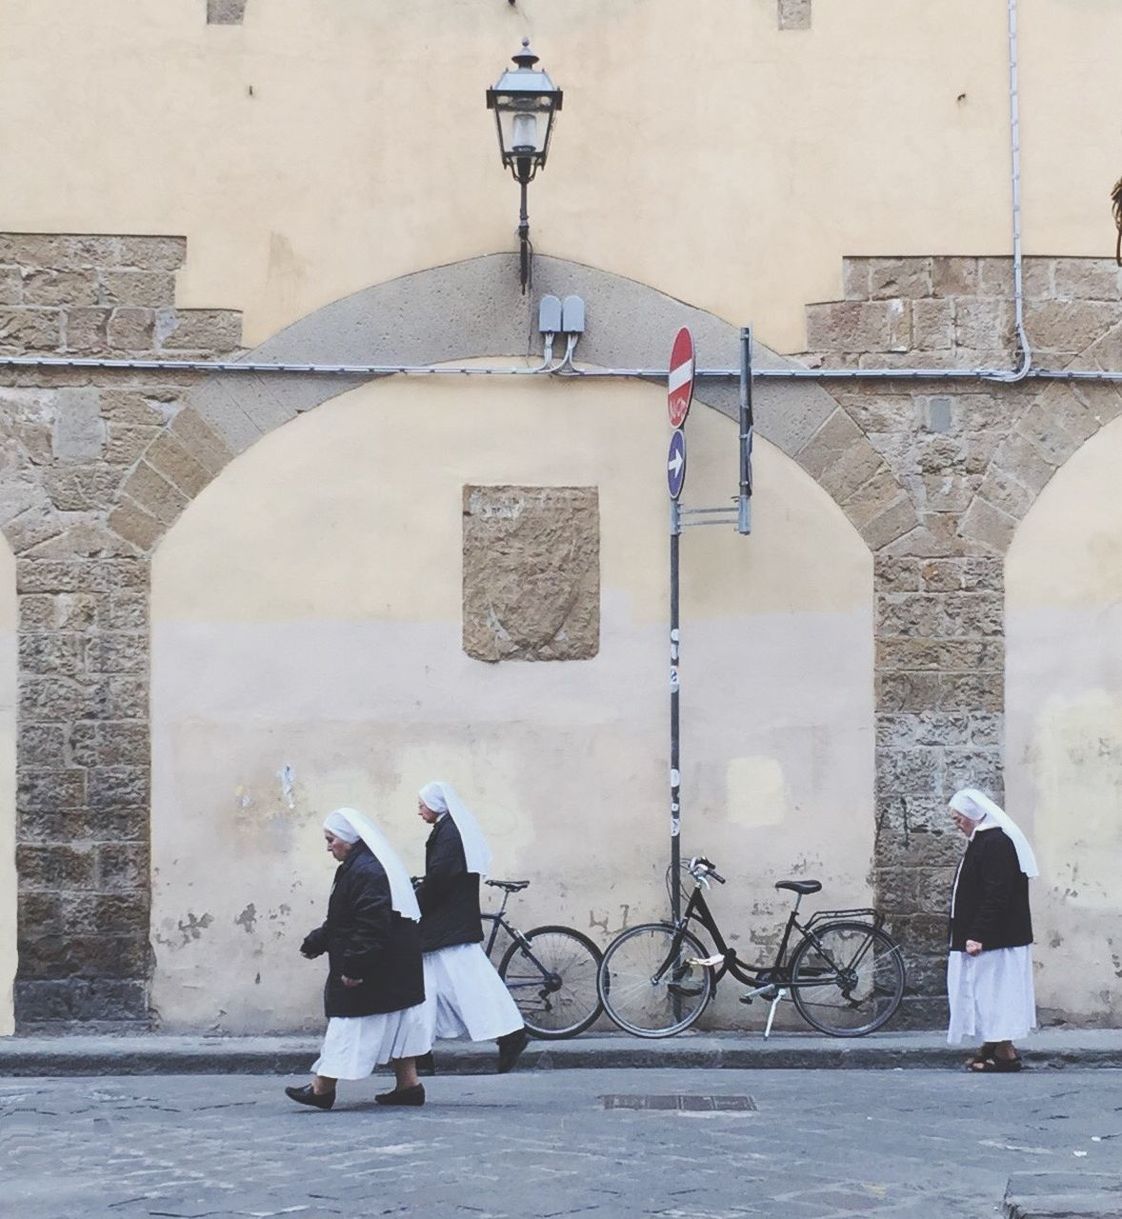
946, 788, 1038, 1073
414, 781, 528, 1074
285, 807, 430, 1109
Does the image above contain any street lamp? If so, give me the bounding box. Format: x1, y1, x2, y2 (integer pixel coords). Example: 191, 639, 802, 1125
486, 38, 563, 293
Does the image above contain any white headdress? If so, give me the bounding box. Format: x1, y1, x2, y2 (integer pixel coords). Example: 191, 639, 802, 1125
949, 788, 1039, 878
418, 781, 493, 877
323, 807, 421, 921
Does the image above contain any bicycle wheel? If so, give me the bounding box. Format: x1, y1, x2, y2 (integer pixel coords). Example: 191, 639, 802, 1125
597, 923, 714, 1038
498, 926, 603, 1039
789, 920, 906, 1037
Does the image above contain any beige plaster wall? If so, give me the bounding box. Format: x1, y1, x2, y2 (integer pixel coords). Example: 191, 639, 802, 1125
150, 378, 873, 1033
0, 1, 1119, 353
0, 535, 16, 1036
1006, 416, 1122, 1024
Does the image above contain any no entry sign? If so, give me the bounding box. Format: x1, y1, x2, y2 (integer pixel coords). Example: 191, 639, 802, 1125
667, 327, 695, 428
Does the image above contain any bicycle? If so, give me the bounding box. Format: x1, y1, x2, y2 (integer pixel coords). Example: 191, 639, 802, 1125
483, 878, 603, 1040
596, 855, 906, 1039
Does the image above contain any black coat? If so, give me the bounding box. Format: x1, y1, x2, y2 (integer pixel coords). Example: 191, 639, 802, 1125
301, 842, 425, 1018
416, 815, 484, 954
949, 827, 1033, 952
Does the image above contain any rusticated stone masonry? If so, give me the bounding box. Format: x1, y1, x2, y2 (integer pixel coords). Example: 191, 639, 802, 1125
778, 0, 812, 31
0, 232, 242, 1027
207, 0, 247, 25
798, 254, 1122, 1022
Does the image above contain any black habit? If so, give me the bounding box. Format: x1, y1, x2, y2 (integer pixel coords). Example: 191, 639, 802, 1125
301, 841, 424, 1018
416, 814, 485, 954
949, 827, 1033, 952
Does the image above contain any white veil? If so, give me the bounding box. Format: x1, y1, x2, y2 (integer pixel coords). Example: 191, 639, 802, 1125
418, 781, 493, 877
323, 806, 422, 921
949, 788, 1039, 878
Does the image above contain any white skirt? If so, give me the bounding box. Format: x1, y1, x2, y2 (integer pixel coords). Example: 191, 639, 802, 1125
422, 943, 524, 1043
947, 946, 1036, 1044
311, 1002, 430, 1080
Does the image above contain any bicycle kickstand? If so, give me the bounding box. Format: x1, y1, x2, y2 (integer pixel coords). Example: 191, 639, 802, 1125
763, 988, 787, 1039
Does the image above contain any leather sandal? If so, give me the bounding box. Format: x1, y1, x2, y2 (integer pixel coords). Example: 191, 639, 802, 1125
285, 1083, 336, 1109
967, 1054, 1023, 1073
374, 1083, 426, 1106
965, 1041, 997, 1067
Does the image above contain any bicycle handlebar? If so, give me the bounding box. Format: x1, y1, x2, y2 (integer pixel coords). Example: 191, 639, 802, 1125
689, 856, 727, 885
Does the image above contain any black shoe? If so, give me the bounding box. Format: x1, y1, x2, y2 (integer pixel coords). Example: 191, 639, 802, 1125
496, 1027, 529, 1074
374, 1083, 426, 1107
415, 1051, 435, 1077
285, 1083, 335, 1110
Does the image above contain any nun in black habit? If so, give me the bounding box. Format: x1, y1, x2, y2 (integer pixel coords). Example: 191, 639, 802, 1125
285, 806, 430, 1109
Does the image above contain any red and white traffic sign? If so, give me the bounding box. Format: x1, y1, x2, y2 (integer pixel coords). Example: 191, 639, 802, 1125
667, 327, 695, 428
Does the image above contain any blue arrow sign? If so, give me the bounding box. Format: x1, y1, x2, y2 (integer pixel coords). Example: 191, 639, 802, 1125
667, 428, 687, 500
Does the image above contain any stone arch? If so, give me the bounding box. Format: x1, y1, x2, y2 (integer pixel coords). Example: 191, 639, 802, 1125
109, 253, 913, 558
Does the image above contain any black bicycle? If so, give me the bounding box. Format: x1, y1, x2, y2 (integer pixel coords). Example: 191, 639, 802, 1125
483, 879, 603, 1040
596, 855, 906, 1039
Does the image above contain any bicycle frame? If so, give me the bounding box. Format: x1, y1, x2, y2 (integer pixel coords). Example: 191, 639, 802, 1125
481, 891, 563, 995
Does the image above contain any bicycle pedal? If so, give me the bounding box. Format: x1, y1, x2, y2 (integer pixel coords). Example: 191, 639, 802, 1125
738, 994, 753, 1006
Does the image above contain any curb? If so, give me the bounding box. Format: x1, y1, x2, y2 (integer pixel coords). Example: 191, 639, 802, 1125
3, 1030, 1122, 1076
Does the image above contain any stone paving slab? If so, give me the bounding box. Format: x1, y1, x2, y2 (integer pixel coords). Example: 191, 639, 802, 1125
3, 1026, 1122, 1076
1004, 1172, 1122, 1219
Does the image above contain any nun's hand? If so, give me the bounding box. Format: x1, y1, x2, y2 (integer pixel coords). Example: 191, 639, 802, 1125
341, 975, 363, 988
965, 940, 983, 956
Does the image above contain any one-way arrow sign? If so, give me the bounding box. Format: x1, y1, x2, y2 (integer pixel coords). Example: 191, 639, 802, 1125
667, 429, 687, 499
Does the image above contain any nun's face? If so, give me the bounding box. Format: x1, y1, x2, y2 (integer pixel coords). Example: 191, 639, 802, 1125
950, 810, 978, 837
418, 800, 441, 825
324, 831, 354, 861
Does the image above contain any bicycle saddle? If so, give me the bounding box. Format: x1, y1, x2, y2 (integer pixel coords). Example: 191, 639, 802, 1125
486, 879, 530, 892
775, 879, 822, 895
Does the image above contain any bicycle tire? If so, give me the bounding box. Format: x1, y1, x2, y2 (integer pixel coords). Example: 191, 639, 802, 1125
789, 920, 906, 1037
498, 925, 603, 1040
597, 923, 714, 1038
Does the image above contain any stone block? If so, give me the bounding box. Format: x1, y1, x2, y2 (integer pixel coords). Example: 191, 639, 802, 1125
62, 892, 149, 935
168, 406, 234, 476
6, 502, 64, 553
85, 633, 146, 675
943, 747, 1003, 795
17, 766, 86, 813
42, 465, 122, 512
68, 721, 97, 768
977, 465, 1035, 519
108, 497, 165, 552
920, 557, 1002, 593
1070, 382, 1122, 429
842, 258, 870, 300
97, 270, 176, 307
1052, 258, 1122, 301
954, 299, 1014, 352
911, 299, 954, 351
107, 308, 155, 351
16, 844, 97, 891
156, 307, 242, 352
15, 977, 149, 1025
835, 392, 912, 434
931, 257, 979, 298
145, 430, 212, 498
18, 631, 85, 677
57, 592, 101, 630
96, 843, 149, 892
957, 496, 1017, 555
105, 423, 160, 466
938, 591, 1002, 637
776, 0, 811, 30
121, 460, 189, 527
805, 301, 897, 353
0, 234, 123, 270
876, 592, 944, 637
0, 266, 21, 304
101, 589, 148, 631
18, 594, 56, 630
19, 676, 92, 722
1023, 300, 1120, 355
51, 386, 105, 460
876, 669, 942, 713
0, 307, 60, 351
207, 0, 248, 22
93, 722, 150, 768
796, 409, 883, 502
868, 258, 932, 301
21, 723, 66, 767
858, 493, 918, 551
100, 387, 181, 426
990, 428, 1058, 499
873, 556, 921, 592
62, 307, 110, 352
21, 269, 98, 307
88, 766, 149, 809
116, 235, 187, 271
463, 485, 600, 662
938, 670, 1003, 712
94, 675, 148, 721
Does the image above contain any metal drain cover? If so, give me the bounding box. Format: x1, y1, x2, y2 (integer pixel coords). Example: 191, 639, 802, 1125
600, 1094, 757, 1111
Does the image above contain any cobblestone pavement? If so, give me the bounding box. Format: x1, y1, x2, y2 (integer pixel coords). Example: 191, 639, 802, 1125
2, 1068, 1120, 1218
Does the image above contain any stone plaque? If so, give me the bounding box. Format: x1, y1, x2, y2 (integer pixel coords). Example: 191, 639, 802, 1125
463, 485, 600, 662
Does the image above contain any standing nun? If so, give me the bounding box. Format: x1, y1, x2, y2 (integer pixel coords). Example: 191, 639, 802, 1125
285, 807, 430, 1109
414, 781, 528, 1074
946, 788, 1038, 1073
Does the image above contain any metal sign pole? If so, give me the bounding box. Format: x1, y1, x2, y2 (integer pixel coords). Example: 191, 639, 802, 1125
738, 326, 754, 535
669, 496, 682, 925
